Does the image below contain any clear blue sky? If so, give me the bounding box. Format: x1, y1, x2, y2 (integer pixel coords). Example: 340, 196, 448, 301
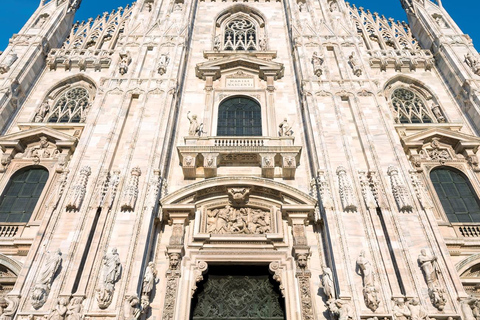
0, 0, 478, 51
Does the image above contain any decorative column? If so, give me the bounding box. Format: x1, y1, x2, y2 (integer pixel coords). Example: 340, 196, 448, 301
161, 208, 191, 320
287, 209, 314, 320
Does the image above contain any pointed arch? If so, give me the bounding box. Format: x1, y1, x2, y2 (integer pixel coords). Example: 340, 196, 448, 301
383, 75, 447, 124
213, 5, 267, 51
33, 75, 97, 124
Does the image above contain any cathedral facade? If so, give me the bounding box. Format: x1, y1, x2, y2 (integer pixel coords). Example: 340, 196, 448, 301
0, 0, 480, 319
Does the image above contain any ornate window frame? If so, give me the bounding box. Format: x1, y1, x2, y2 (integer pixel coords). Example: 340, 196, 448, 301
212, 94, 266, 137
213, 6, 267, 52
32, 79, 96, 125
400, 128, 480, 226
0, 127, 77, 237
386, 85, 447, 124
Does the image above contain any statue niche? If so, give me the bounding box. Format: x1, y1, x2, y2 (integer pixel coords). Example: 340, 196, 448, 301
205, 205, 271, 235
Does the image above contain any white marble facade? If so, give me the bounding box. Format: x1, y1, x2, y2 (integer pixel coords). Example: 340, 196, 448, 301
0, 0, 479, 319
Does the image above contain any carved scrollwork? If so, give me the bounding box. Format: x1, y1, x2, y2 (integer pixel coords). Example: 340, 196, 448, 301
192, 261, 208, 298
269, 261, 285, 297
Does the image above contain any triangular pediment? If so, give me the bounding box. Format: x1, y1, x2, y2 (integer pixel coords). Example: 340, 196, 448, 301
196, 52, 284, 81
400, 128, 480, 155
0, 127, 77, 152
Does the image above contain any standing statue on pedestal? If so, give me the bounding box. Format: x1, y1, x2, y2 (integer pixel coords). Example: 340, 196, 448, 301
96, 248, 122, 309
157, 53, 170, 75
356, 250, 380, 311
321, 265, 334, 301
31, 250, 62, 309
187, 111, 202, 136
417, 249, 446, 310
278, 118, 293, 137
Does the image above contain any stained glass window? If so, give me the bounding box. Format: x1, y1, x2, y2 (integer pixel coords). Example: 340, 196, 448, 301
217, 96, 262, 136
431, 168, 480, 223
391, 88, 435, 124
191, 265, 285, 320
0, 168, 49, 223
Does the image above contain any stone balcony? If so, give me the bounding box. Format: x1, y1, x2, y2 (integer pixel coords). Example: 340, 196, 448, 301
177, 136, 302, 179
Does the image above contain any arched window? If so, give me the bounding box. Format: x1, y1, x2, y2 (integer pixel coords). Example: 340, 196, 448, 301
47, 87, 90, 123
430, 168, 480, 223
0, 167, 49, 223
391, 88, 443, 124
224, 18, 257, 51
217, 96, 262, 136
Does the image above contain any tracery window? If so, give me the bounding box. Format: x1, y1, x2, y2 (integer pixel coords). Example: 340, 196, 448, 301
391, 88, 437, 124
217, 96, 262, 136
46, 87, 90, 123
0, 167, 49, 223
224, 19, 257, 51
430, 168, 480, 223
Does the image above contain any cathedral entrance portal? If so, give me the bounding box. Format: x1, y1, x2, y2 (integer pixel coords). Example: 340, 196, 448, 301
190, 265, 286, 320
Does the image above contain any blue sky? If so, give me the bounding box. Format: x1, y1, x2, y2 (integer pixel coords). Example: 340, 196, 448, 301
0, 0, 478, 51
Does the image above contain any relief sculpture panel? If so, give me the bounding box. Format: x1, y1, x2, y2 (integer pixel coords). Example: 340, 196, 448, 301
205, 205, 272, 235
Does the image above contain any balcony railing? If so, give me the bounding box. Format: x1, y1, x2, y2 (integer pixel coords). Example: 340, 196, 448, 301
0, 225, 20, 238
178, 136, 301, 179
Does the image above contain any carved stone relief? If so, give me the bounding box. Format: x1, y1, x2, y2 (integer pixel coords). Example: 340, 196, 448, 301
409, 171, 434, 210
31, 250, 62, 309
227, 188, 250, 206
328, 299, 354, 320
98, 170, 120, 209
162, 253, 182, 320
121, 166, 141, 211
205, 205, 271, 235
315, 170, 334, 210
336, 166, 357, 212
295, 253, 314, 320
387, 166, 413, 213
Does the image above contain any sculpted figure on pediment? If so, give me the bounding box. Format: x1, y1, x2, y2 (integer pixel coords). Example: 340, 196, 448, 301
206, 205, 271, 234
27, 136, 59, 160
